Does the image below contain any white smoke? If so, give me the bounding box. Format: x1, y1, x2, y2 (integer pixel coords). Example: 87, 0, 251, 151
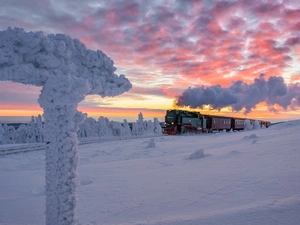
176, 74, 300, 113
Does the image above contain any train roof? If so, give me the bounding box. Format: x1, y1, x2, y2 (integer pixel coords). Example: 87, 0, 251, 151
166, 109, 270, 123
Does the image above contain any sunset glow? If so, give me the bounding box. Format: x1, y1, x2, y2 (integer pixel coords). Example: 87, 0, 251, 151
1, 0, 300, 123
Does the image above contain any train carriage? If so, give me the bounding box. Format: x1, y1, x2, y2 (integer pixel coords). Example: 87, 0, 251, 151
163, 109, 270, 135
202, 115, 232, 132
232, 118, 245, 131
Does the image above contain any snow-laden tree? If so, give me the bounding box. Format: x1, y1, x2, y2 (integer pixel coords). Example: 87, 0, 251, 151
130, 114, 162, 136
143, 120, 154, 135
122, 119, 132, 136
0, 121, 4, 144
154, 118, 162, 134
25, 116, 44, 143
137, 112, 144, 135
14, 124, 28, 144
244, 119, 252, 130
1, 122, 15, 144
131, 122, 139, 136
78, 117, 98, 138
36, 114, 44, 143
253, 120, 261, 129
0, 27, 131, 225
97, 116, 113, 137
25, 116, 36, 143
13, 115, 44, 144
111, 121, 126, 136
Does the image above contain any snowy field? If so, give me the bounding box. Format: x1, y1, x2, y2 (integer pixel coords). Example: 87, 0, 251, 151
0, 120, 300, 225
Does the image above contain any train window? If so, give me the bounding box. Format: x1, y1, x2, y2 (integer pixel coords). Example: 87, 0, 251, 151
213, 119, 215, 124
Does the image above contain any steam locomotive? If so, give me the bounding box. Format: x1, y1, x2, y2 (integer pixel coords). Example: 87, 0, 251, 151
163, 109, 270, 135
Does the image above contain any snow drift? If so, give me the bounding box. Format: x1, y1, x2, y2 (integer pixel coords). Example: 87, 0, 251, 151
1, 120, 299, 225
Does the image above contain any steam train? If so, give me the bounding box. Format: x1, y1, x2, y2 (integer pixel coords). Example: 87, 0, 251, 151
163, 109, 270, 135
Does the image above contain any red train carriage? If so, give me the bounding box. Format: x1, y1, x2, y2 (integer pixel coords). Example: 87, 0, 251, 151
202, 115, 232, 132
259, 120, 270, 128
232, 118, 245, 131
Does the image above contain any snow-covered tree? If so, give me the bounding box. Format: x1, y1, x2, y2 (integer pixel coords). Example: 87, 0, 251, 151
244, 119, 252, 130
111, 121, 125, 136
143, 120, 153, 135
1, 122, 15, 144
26, 116, 39, 143
97, 116, 113, 137
137, 112, 144, 135
14, 124, 28, 144
0, 27, 131, 225
36, 114, 44, 143
13, 115, 44, 144
122, 119, 132, 137
131, 122, 138, 136
0, 121, 4, 144
78, 117, 98, 138
253, 120, 261, 129
154, 118, 162, 134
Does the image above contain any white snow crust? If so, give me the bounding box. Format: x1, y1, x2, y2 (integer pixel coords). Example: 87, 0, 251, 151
0, 120, 300, 225
0, 27, 132, 96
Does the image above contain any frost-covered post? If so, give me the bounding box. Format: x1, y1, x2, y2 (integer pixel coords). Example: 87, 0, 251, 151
0, 28, 131, 225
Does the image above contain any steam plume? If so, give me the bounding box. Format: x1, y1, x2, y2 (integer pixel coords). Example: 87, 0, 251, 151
176, 74, 300, 113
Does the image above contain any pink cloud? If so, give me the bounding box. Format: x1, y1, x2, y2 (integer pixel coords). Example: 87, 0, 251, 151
1, 0, 300, 116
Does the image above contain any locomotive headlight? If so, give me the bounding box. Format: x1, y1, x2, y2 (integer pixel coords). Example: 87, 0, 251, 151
171, 122, 174, 125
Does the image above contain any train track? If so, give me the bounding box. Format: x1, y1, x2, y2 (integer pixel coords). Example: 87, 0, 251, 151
0, 135, 163, 156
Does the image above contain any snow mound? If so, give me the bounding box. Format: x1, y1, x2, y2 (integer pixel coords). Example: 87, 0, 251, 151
229, 150, 242, 155
80, 177, 93, 186
243, 133, 258, 139
145, 138, 156, 149
31, 186, 46, 196
186, 149, 205, 160
270, 120, 300, 130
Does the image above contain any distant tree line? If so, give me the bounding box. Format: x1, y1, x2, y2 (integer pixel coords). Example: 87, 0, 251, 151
0, 112, 162, 145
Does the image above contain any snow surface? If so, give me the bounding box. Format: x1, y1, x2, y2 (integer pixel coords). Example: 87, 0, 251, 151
0, 120, 300, 225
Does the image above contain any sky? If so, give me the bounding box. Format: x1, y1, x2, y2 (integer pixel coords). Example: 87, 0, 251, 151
0, 0, 300, 123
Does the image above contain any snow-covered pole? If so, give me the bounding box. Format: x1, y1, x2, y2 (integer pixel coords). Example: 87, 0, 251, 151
0, 27, 132, 225
38, 75, 88, 224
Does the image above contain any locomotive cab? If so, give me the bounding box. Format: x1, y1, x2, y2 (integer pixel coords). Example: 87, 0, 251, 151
163, 110, 204, 134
